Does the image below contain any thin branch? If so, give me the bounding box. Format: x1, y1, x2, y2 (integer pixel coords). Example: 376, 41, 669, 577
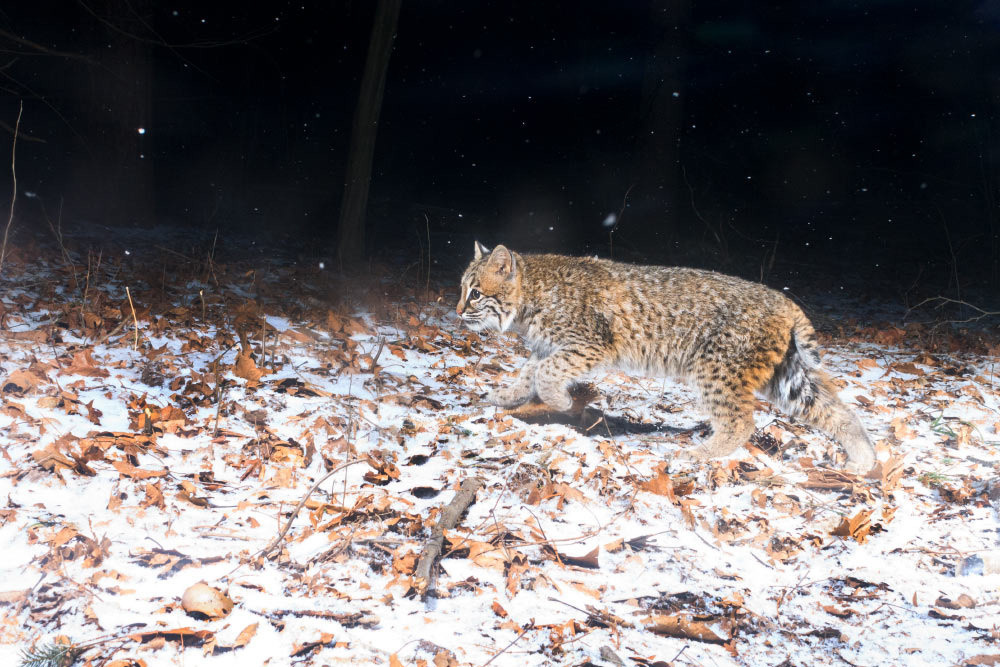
125, 286, 139, 350
0, 28, 95, 64
907, 296, 999, 325
0, 118, 43, 143
259, 459, 366, 559
0, 99, 22, 275
479, 620, 535, 667
76, 1, 276, 49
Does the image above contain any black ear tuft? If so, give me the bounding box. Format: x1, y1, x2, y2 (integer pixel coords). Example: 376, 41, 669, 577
473, 241, 489, 260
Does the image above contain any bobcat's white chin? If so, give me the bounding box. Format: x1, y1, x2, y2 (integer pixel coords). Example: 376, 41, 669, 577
461, 312, 513, 333
461, 317, 486, 332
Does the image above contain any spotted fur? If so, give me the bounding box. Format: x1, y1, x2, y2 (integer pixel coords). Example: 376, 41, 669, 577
457, 243, 876, 472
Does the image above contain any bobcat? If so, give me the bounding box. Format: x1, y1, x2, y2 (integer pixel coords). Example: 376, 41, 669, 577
456, 242, 876, 473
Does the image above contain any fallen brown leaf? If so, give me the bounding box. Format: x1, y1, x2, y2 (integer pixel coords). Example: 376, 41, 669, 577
831, 509, 873, 543
645, 613, 731, 644
232, 622, 258, 648
112, 460, 168, 480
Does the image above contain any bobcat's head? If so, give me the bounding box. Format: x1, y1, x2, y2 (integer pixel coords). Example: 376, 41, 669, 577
456, 242, 521, 332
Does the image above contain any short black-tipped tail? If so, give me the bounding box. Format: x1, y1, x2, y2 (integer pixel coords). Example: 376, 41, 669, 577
769, 329, 819, 411
767, 308, 876, 473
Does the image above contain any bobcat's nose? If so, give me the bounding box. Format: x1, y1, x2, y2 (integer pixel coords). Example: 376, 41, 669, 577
456, 301, 465, 315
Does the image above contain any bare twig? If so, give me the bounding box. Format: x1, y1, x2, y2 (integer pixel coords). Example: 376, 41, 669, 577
260, 459, 365, 559
608, 183, 635, 259
212, 359, 223, 437
424, 212, 431, 294
125, 285, 139, 350
90, 318, 127, 346
0, 28, 96, 64
368, 335, 386, 374
414, 476, 485, 598
0, 99, 22, 275
907, 296, 999, 325
479, 620, 535, 667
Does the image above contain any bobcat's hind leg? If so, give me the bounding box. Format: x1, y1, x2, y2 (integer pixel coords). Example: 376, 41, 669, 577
689, 341, 783, 462
691, 394, 756, 460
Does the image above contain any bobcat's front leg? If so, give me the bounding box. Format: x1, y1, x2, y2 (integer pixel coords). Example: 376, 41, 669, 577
534, 344, 603, 413
486, 356, 540, 408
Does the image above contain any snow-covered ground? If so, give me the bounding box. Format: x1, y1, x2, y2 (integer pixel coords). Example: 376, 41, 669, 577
0, 246, 998, 666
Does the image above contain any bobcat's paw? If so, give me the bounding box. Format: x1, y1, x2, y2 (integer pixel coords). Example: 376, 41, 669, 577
843, 449, 877, 475
691, 435, 741, 461
536, 387, 573, 413
485, 387, 531, 409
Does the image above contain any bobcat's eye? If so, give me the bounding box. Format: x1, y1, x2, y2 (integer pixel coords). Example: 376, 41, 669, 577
469, 288, 481, 300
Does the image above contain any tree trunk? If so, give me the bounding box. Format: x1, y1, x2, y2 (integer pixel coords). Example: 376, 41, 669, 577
336, 0, 402, 265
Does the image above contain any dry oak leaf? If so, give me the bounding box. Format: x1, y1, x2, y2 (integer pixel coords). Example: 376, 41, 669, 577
892, 361, 925, 376
822, 604, 853, 618
129, 627, 214, 647
0, 589, 30, 604
545, 545, 600, 569
233, 345, 264, 384
504, 553, 530, 597
801, 465, 859, 493
935, 594, 976, 610
142, 482, 166, 510
112, 460, 168, 480
2, 368, 49, 394
831, 509, 873, 543
866, 454, 905, 493
393, 549, 419, 575
639, 464, 681, 500
855, 358, 880, 372
326, 311, 372, 336
32, 443, 75, 474
645, 613, 732, 644
433, 649, 459, 667
890, 417, 918, 441
291, 632, 348, 657
232, 622, 258, 649
491, 600, 509, 618
61, 349, 110, 378
177, 480, 211, 507
6, 328, 48, 343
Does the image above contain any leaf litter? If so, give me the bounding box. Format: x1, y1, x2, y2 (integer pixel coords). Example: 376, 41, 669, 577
0, 233, 998, 666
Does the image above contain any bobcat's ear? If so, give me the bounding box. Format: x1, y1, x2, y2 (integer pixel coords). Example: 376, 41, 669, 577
486, 245, 517, 282
473, 241, 489, 260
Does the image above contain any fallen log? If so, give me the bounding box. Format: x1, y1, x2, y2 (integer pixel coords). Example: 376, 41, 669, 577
414, 476, 484, 598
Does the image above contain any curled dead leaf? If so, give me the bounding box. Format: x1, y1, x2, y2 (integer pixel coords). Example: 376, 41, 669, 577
181, 582, 234, 620
831, 509, 873, 543
645, 613, 731, 644
393, 549, 418, 575
2, 368, 48, 394
232, 622, 258, 648
130, 627, 214, 646
105, 659, 148, 667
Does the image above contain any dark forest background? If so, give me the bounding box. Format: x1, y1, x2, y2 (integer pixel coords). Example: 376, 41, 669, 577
1, 1, 999, 295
